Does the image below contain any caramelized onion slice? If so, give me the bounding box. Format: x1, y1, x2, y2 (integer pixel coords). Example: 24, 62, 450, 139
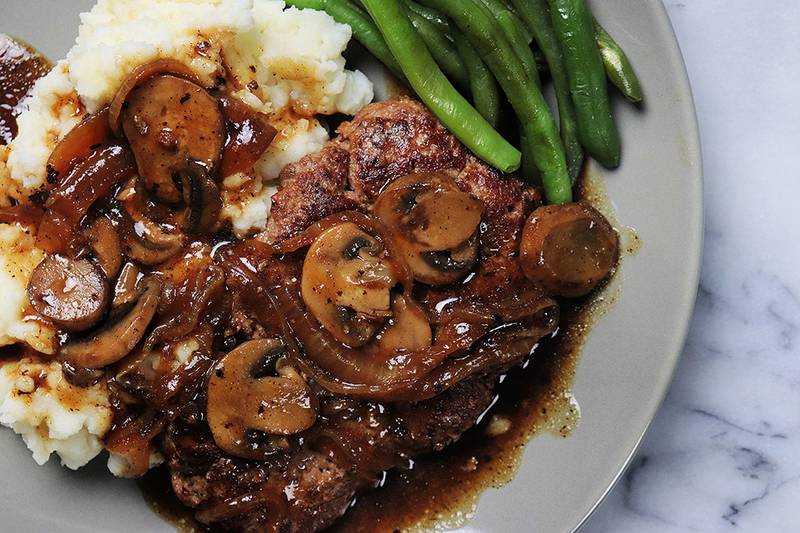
46, 107, 113, 181
405, 301, 559, 401
144, 262, 225, 352
59, 276, 161, 369
207, 339, 318, 459
36, 143, 136, 254
47, 144, 136, 225
269, 265, 492, 401
219, 94, 278, 178
301, 222, 397, 347
0, 205, 44, 227
109, 58, 203, 137
121, 75, 224, 203
374, 172, 482, 285
113, 262, 142, 308
27, 254, 110, 332
520, 203, 619, 297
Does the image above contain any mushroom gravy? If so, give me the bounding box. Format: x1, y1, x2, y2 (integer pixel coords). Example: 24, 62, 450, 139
135, 169, 625, 533
0, 35, 628, 531
0, 34, 51, 145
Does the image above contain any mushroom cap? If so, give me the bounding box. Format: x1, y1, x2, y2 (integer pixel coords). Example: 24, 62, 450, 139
114, 178, 184, 266
301, 222, 398, 347
374, 172, 482, 285
519, 203, 619, 298
59, 276, 161, 369
121, 74, 224, 203
207, 339, 318, 459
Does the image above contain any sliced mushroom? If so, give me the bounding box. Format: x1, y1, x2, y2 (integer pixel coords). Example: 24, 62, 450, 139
519, 203, 619, 298
207, 339, 318, 460
61, 359, 106, 388
121, 74, 224, 203
109, 59, 204, 137
369, 294, 432, 355
59, 276, 161, 369
180, 159, 222, 233
301, 222, 398, 347
115, 178, 184, 266
27, 254, 110, 332
421, 233, 479, 273
374, 172, 483, 285
85, 216, 122, 279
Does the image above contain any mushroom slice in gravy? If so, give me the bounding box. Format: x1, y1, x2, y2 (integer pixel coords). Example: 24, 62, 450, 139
519, 203, 619, 298
374, 172, 483, 285
207, 339, 318, 459
27, 254, 110, 332
120, 74, 224, 203
301, 222, 398, 347
59, 276, 161, 369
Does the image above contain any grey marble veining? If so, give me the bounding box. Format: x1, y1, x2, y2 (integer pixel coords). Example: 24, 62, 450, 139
583, 1, 800, 531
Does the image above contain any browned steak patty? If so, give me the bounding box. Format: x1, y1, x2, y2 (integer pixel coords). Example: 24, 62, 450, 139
165, 98, 542, 532
165, 372, 495, 532
263, 98, 537, 249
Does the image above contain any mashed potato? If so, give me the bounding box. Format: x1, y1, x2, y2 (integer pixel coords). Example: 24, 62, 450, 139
5, 0, 373, 234
0, 0, 374, 472
0, 358, 111, 469
0, 224, 57, 354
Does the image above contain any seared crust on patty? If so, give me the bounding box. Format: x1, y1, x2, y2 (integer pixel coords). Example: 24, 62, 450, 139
263, 98, 537, 248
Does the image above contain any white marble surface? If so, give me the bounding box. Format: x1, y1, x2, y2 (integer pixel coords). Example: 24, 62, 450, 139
583, 1, 800, 532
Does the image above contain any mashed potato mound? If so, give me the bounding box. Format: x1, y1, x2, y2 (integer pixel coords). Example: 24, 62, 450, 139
0, 358, 112, 469
0, 224, 57, 354
5, 0, 373, 235
0, 0, 374, 474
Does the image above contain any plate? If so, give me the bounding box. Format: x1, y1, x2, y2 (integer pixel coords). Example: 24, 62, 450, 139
0, 1, 702, 532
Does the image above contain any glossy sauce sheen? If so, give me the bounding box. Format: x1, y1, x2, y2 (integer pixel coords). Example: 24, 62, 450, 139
137, 170, 624, 533
0, 36, 627, 531
0, 34, 51, 145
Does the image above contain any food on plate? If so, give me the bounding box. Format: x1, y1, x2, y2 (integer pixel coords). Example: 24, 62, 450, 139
0, 0, 639, 530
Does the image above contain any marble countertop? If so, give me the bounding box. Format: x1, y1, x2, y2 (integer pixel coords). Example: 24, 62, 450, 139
583, 1, 800, 531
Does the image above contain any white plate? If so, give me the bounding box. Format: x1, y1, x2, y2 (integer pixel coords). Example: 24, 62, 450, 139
0, 1, 701, 531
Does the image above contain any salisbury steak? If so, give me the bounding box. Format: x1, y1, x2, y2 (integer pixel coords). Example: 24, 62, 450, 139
163, 98, 552, 531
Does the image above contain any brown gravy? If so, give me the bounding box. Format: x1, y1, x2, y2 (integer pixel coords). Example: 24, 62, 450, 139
0, 35, 631, 532
0, 34, 51, 145
136, 169, 625, 533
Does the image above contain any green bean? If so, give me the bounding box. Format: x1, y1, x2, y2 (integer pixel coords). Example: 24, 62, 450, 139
519, 121, 541, 184
285, 0, 404, 80
548, 0, 620, 168
404, 7, 470, 89
509, 0, 583, 182
361, 0, 521, 172
476, 0, 532, 44
404, 0, 501, 127
404, 0, 450, 31
452, 29, 501, 128
497, 10, 540, 87
594, 20, 642, 103
420, 0, 572, 204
